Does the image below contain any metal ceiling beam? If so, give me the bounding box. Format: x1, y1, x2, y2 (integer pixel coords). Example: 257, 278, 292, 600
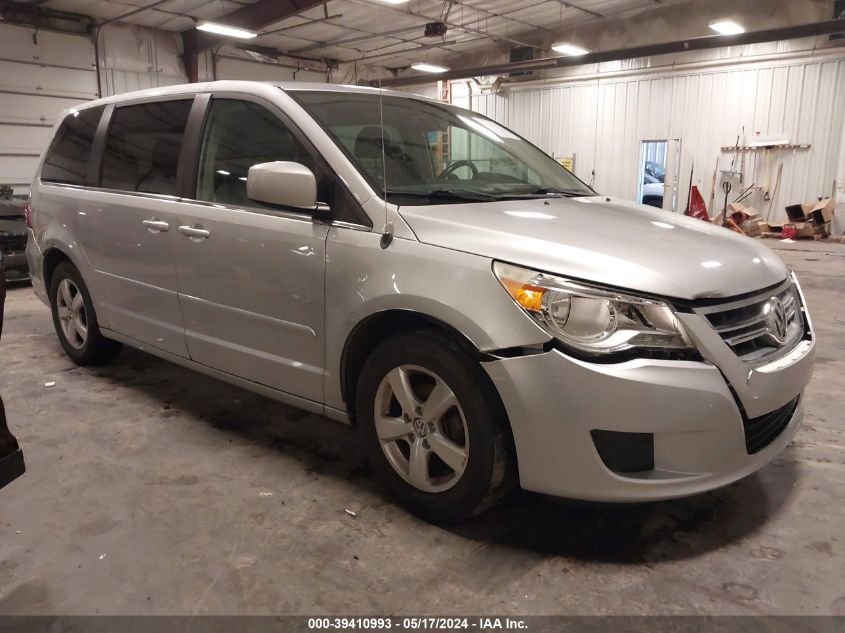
98, 0, 174, 26
293, 24, 425, 53
0, 2, 93, 34
183, 0, 326, 54
282, 1, 551, 64
182, 0, 325, 80
559, 1, 604, 19
374, 17, 845, 87
345, 39, 460, 64
343, 0, 538, 50
446, 0, 556, 34
290, 0, 559, 60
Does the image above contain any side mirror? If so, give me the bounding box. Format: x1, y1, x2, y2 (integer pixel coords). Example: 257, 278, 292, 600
247, 161, 326, 213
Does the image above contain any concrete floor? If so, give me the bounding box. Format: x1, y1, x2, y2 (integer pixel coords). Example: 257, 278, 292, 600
0, 241, 843, 616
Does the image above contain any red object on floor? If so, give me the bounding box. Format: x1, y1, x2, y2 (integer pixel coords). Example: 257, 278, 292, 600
686, 186, 709, 221
781, 226, 797, 240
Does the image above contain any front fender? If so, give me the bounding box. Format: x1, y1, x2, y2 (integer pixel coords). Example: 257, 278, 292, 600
324, 228, 549, 411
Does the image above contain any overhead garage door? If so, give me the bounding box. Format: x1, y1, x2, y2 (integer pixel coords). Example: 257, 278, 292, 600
0, 23, 97, 195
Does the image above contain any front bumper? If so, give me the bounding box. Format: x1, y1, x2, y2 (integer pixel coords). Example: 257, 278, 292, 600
483, 332, 813, 502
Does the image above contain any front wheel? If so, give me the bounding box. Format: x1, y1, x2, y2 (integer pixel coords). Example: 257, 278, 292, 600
356, 330, 515, 523
49, 262, 122, 366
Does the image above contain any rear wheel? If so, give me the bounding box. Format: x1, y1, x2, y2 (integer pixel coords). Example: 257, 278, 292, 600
49, 262, 122, 365
356, 330, 515, 523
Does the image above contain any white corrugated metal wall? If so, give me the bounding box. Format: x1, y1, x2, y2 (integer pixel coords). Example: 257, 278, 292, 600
470, 52, 845, 226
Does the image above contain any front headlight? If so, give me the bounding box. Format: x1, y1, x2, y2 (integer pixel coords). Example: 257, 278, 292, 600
494, 262, 694, 358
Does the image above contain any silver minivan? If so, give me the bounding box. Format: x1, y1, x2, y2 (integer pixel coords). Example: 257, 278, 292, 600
26, 81, 814, 522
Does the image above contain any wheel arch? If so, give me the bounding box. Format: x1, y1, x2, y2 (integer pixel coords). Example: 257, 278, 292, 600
340, 309, 486, 419
42, 247, 74, 292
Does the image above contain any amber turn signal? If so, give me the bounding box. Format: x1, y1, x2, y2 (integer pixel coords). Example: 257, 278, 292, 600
501, 278, 546, 312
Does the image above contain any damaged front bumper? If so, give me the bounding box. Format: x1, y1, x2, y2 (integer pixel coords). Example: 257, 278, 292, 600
482, 284, 815, 503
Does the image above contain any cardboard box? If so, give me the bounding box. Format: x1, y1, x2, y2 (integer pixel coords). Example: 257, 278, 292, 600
743, 224, 762, 237
740, 218, 762, 236
788, 221, 827, 238
810, 198, 834, 225
793, 222, 816, 237
785, 204, 808, 221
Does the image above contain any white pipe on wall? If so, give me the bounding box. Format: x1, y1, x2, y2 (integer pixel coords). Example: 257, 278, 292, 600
499, 48, 845, 91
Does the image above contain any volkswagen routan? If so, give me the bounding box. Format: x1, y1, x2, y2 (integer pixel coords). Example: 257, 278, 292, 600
26, 81, 814, 522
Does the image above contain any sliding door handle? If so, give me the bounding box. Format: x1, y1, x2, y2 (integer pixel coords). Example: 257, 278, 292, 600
178, 225, 210, 241
142, 219, 170, 233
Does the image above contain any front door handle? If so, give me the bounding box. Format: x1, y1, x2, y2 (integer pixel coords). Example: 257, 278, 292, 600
178, 225, 210, 241
142, 219, 170, 233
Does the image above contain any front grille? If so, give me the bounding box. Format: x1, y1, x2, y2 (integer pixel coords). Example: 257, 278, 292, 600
0, 233, 27, 254
744, 397, 799, 454
696, 280, 804, 363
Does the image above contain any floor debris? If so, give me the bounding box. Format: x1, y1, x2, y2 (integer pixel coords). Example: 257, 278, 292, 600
344, 508, 358, 518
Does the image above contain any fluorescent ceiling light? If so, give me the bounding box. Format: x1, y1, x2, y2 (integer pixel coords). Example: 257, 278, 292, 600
709, 20, 745, 35
411, 62, 448, 73
196, 22, 258, 39
552, 42, 590, 56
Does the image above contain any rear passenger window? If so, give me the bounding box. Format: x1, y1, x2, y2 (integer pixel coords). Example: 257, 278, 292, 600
101, 99, 192, 196
196, 99, 316, 207
41, 106, 105, 186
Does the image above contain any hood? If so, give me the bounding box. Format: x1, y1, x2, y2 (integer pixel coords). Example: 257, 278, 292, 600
398, 196, 788, 301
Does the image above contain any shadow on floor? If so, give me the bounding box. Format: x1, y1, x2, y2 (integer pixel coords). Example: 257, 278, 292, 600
84, 344, 799, 566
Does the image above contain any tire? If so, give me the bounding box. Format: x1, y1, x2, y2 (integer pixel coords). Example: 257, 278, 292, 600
49, 262, 122, 366
356, 329, 515, 523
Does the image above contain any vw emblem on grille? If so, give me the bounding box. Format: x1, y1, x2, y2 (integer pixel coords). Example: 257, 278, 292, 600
766, 296, 788, 345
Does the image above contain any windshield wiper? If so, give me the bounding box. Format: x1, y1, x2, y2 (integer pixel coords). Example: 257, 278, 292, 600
504, 187, 590, 198
386, 188, 501, 202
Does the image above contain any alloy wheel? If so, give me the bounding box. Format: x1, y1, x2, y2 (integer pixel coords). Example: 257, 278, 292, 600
56, 278, 88, 350
373, 364, 469, 493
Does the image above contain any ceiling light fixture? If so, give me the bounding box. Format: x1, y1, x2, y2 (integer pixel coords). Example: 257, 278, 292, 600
411, 62, 449, 73
708, 20, 745, 35
552, 42, 590, 56
196, 22, 258, 39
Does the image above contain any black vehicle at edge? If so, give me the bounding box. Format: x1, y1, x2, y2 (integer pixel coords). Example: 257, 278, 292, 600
0, 257, 25, 489
0, 194, 30, 283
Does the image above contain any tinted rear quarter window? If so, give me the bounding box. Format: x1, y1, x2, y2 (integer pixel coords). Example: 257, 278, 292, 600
41, 106, 105, 186
101, 99, 193, 196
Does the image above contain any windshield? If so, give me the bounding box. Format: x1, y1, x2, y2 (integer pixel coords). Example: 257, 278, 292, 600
289, 90, 595, 204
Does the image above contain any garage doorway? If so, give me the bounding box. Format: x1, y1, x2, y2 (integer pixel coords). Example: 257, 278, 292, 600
638, 139, 681, 212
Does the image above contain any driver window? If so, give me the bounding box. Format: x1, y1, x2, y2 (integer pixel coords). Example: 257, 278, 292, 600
196, 99, 315, 207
